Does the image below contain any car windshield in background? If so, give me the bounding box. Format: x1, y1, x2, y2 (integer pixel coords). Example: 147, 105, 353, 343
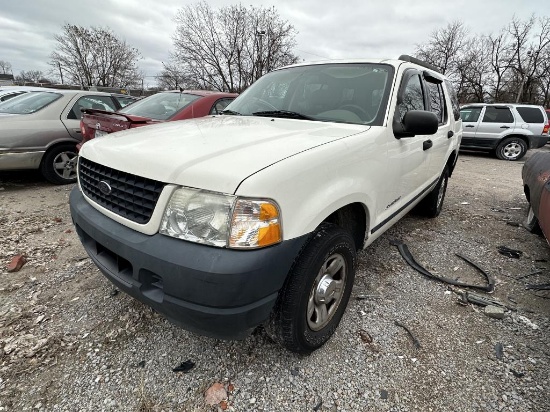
0, 91, 62, 114
225, 63, 394, 126
119, 92, 201, 120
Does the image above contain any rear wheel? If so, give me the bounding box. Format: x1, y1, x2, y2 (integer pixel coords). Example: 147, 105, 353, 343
414, 167, 449, 218
496, 137, 527, 161
40, 144, 78, 185
267, 223, 356, 354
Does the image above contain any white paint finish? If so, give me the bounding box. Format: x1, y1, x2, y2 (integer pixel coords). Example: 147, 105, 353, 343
80, 115, 366, 195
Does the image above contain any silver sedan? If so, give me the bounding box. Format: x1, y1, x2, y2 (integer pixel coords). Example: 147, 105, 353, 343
0, 89, 136, 184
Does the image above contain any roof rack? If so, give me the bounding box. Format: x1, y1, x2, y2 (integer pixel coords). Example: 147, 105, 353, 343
398, 55, 440, 74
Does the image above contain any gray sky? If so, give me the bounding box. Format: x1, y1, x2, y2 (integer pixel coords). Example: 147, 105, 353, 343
0, 0, 545, 87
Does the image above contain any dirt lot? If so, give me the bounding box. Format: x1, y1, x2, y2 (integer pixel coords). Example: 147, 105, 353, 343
1, 149, 549, 412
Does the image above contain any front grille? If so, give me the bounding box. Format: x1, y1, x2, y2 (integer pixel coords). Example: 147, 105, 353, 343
79, 157, 165, 224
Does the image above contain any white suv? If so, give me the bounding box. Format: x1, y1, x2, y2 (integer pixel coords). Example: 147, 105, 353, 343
70, 55, 462, 353
460, 103, 549, 161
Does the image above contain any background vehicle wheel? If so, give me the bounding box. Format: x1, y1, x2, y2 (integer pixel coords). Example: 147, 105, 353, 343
524, 205, 542, 234
267, 223, 356, 354
496, 137, 527, 161
414, 167, 449, 218
40, 144, 78, 185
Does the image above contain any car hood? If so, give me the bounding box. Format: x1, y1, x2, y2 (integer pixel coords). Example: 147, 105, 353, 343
81, 116, 368, 194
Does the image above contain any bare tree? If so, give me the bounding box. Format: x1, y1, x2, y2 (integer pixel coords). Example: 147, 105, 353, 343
156, 60, 196, 90
15, 70, 45, 83
0, 60, 12, 75
171, 2, 299, 92
415, 21, 468, 76
50, 24, 143, 88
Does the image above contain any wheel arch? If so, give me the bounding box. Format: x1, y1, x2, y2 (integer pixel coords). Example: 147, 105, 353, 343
322, 202, 369, 251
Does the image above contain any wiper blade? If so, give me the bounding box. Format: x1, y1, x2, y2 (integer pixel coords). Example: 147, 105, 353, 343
252, 110, 314, 120
220, 109, 241, 115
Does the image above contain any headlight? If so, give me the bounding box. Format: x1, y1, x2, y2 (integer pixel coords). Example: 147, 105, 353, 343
160, 187, 282, 249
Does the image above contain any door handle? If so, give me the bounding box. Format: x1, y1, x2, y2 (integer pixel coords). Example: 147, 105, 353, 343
465, 125, 475, 128
500, 125, 510, 129
423, 140, 433, 151
447, 131, 454, 138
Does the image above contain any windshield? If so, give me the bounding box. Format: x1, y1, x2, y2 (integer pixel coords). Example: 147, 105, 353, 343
225, 63, 394, 125
0, 91, 62, 114
119, 92, 201, 120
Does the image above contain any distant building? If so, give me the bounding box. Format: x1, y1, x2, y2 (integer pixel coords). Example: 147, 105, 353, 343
0, 74, 15, 86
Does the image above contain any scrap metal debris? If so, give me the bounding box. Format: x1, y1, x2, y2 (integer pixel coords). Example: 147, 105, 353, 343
173, 359, 195, 373
497, 246, 523, 259
7, 254, 27, 273
394, 321, 421, 350
390, 239, 495, 292
525, 283, 550, 291
495, 342, 504, 360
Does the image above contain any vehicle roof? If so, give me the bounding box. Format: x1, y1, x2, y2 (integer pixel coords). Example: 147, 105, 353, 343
21, 89, 114, 96
0, 86, 53, 93
162, 90, 238, 97
276, 57, 445, 76
461, 103, 545, 109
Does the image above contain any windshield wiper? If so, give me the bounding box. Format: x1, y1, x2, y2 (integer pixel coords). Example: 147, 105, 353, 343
220, 109, 241, 115
252, 110, 314, 120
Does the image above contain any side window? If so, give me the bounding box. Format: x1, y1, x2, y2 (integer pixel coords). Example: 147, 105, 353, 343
398, 74, 425, 122
482, 106, 514, 123
460, 107, 482, 123
210, 98, 234, 115
444, 79, 460, 121
426, 82, 446, 124
516, 107, 544, 124
115, 95, 137, 108
67, 95, 117, 120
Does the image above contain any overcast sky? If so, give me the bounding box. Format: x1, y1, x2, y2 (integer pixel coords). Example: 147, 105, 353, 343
0, 0, 546, 87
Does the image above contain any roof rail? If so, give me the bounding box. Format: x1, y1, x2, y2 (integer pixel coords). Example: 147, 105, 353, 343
398, 55, 440, 74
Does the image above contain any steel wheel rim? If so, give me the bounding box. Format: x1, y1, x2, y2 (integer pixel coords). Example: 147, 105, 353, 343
53, 151, 77, 180
307, 253, 347, 331
503, 143, 521, 159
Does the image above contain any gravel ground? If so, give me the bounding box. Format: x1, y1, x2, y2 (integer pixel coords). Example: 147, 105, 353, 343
1, 148, 549, 412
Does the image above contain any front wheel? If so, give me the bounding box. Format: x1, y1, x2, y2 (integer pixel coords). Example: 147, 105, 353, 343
267, 223, 356, 354
496, 137, 527, 161
40, 144, 78, 185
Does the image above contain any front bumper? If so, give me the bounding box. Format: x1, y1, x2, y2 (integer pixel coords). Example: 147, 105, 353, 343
70, 188, 308, 339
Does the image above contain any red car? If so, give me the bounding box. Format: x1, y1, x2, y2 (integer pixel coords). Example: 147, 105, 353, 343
523, 151, 550, 245
78, 90, 237, 150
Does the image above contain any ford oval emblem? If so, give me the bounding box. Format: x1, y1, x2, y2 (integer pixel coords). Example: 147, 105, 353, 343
98, 180, 112, 195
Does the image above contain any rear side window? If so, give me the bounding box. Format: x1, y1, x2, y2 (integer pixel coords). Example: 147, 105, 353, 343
516, 107, 544, 123
444, 79, 460, 120
67, 95, 117, 119
482, 106, 514, 123
426, 82, 446, 124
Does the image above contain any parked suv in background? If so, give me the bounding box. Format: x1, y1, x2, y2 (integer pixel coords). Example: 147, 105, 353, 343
71, 55, 462, 353
459, 103, 548, 161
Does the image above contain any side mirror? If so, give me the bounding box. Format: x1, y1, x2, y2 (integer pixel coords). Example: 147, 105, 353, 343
394, 110, 439, 139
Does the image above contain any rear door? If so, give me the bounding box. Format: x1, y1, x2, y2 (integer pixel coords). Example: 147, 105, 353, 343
474, 106, 515, 148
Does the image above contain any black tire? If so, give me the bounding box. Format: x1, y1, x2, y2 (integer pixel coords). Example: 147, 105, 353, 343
267, 223, 356, 354
414, 167, 449, 218
524, 205, 542, 235
495, 137, 527, 161
40, 143, 78, 185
